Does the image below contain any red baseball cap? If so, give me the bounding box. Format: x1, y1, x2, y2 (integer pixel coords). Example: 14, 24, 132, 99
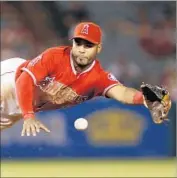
71, 22, 102, 44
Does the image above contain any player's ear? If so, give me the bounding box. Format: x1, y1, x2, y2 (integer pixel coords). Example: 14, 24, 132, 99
97, 43, 102, 54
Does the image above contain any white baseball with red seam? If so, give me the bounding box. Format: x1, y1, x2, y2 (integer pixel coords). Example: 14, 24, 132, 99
74, 118, 88, 130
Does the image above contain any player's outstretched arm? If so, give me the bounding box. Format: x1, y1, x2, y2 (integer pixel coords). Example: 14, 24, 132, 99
106, 85, 144, 105
106, 84, 171, 124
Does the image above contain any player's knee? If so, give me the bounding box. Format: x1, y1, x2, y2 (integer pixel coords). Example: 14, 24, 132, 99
0, 116, 20, 131
0, 123, 15, 131
0, 125, 10, 131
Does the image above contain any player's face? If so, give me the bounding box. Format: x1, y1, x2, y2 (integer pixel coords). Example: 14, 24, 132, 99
72, 38, 101, 66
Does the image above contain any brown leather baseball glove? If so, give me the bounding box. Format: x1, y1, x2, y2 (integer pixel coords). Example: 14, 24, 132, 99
141, 83, 172, 124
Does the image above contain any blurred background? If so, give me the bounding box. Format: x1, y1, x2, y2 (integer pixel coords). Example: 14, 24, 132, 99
1, 1, 176, 177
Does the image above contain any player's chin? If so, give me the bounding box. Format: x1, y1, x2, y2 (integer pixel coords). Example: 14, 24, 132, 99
76, 58, 90, 66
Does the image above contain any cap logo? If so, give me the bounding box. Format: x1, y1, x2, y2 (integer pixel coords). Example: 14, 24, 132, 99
81, 24, 89, 35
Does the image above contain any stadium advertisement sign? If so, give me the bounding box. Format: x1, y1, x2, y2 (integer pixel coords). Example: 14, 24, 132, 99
1, 98, 170, 159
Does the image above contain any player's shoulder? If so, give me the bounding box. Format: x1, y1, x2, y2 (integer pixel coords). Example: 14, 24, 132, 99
44, 46, 71, 56
94, 60, 118, 81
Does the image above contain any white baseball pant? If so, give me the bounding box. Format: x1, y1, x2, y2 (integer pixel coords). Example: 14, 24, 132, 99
1, 57, 26, 130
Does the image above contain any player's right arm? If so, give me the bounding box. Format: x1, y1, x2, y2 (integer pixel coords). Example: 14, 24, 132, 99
16, 48, 56, 136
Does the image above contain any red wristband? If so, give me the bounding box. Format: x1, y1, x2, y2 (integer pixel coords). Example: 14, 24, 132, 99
133, 91, 144, 104
24, 113, 35, 119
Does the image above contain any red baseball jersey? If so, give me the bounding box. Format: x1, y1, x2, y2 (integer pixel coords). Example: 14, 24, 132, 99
15, 46, 121, 116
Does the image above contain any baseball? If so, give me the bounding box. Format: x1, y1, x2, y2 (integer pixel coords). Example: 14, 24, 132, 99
74, 118, 88, 130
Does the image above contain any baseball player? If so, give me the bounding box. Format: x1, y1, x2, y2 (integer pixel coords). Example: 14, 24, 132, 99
0, 22, 171, 136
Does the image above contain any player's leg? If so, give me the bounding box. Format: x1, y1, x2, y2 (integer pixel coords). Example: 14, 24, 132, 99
1, 58, 26, 131
1, 57, 27, 75
0, 114, 22, 130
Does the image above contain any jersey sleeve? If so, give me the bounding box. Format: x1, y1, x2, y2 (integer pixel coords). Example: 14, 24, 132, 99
15, 48, 55, 117
95, 72, 122, 97
21, 48, 55, 84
